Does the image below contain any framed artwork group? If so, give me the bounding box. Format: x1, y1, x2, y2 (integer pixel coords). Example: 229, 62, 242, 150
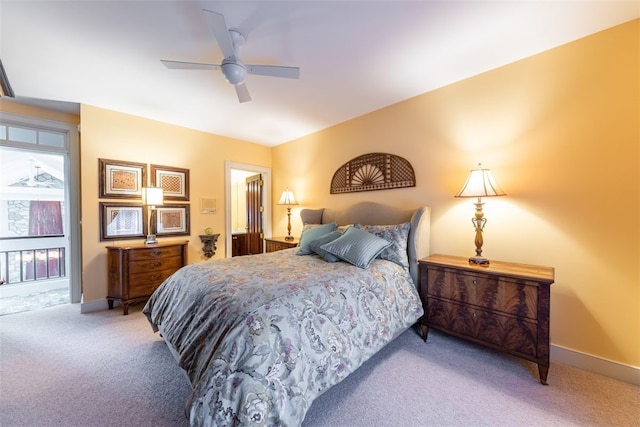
98, 159, 191, 241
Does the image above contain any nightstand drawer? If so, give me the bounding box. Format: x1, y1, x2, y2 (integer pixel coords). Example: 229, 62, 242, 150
426, 297, 538, 356
265, 237, 299, 253
427, 267, 538, 320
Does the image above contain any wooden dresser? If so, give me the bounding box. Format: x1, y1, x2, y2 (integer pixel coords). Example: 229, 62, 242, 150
418, 254, 554, 384
107, 240, 188, 315
265, 236, 299, 252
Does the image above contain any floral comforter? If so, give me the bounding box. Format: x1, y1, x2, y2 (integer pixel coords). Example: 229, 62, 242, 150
143, 248, 423, 426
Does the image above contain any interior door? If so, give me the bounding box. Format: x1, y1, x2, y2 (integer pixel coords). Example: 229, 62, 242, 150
245, 174, 263, 254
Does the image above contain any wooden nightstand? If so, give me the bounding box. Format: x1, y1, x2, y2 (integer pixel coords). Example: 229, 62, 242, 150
265, 236, 299, 253
418, 254, 554, 384
107, 240, 188, 315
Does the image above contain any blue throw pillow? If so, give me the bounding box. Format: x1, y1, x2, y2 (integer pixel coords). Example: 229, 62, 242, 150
319, 227, 392, 269
308, 231, 342, 262
297, 222, 338, 255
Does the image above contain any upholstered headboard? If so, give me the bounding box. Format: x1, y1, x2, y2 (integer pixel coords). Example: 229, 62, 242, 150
300, 202, 431, 285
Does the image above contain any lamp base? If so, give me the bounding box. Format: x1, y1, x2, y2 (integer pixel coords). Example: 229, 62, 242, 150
145, 235, 158, 245
468, 256, 490, 266
284, 235, 294, 242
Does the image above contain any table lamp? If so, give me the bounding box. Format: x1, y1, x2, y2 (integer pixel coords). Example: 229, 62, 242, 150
455, 164, 505, 265
142, 187, 164, 245
277, 188, 298, 241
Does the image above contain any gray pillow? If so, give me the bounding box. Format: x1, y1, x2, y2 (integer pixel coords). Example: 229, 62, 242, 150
308, 231, 342, 262
355, 222, 410, 269
297, 222, 338, 255
320, 227, 391, 269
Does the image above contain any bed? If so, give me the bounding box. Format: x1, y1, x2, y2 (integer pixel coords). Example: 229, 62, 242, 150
143, 202, 431, 426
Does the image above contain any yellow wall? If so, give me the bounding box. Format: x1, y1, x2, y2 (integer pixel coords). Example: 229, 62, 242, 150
272, 20, 639, 367
79, 104, 271, 304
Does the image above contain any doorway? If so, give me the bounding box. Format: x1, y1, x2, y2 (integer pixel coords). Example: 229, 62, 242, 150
224, 161, 272, 258
0, 113, 81, 315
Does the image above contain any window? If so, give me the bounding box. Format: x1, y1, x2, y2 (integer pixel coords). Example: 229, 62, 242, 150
1, 123, 66, 148
0, 147, 65, 238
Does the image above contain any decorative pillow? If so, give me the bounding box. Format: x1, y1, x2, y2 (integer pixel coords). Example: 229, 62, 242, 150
308, 231, 342, 262
300, 223, 320, 239
297, 222, 338, 255
337, 224, 353, 234
355, 222, 411, 269
319, 227, 392, 269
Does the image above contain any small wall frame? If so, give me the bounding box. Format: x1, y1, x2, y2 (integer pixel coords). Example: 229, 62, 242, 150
155, 204, 190, 237
99, 159, 147, 199
151, 164, 190, 201
99, 202, 145, 241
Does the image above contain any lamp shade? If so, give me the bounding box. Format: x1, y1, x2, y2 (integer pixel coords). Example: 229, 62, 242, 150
455, 165, 506, 198
277, 188, 298, 206
142, 187, 164, 206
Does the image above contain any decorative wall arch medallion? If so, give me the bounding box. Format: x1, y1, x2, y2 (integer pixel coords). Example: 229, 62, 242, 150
330, 152, 416, 194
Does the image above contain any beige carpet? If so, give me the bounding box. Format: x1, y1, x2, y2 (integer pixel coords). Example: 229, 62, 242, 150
1, 303, 638, 427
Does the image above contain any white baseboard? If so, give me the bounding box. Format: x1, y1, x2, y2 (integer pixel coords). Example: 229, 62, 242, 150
551, 343, 640, 386
80, 298, 109, 313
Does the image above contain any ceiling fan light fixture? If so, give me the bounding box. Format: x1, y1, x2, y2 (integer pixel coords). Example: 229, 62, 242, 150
221, 61, 246, 85
161, 10, 299, 102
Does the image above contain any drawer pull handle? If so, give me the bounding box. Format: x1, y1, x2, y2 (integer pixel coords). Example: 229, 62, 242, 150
149, 250, 161, 257
473, 280, 477, 285
151, 261, 162, 267
150, 274, 163, 281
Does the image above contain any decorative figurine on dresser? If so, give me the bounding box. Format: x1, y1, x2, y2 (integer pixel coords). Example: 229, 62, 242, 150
418, 254, 555, 384
107, 240, 188, 315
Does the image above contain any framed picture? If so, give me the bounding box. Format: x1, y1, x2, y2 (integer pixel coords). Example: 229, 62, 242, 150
151, 164, 190, 201
100, 202, 145, 241
99, 159, 146, 199
155, 204, 190, 237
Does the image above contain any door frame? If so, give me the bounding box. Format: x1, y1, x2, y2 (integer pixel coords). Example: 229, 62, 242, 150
224, 161, 271, 258
0, 112, 81, 304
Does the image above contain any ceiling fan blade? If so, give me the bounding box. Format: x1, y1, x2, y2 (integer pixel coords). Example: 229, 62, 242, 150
203, 9, 236, 60
246, 65, 300, 79
235, 83, 251, 103
161, 60, 220, 70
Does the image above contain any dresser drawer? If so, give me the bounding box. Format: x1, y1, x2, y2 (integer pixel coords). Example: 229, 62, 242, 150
127, 245, 183, 262
128, 268, 177, 298
129, 255, 184, 274
427, 267, 539, 320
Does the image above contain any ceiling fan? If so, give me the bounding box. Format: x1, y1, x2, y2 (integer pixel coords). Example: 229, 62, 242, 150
161, 9, 300, 103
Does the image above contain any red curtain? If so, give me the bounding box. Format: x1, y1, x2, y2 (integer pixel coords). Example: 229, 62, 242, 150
28, 201, 63, 236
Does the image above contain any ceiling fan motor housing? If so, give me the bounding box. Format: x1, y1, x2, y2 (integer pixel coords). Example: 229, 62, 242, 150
221, 60, 247, 85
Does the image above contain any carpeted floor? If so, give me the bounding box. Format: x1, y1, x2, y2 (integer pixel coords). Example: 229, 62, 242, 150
1, 303, 638, 427
0, 287, 69, 316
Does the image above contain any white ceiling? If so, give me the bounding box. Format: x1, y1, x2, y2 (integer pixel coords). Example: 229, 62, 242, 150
1, 1, 638, 147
